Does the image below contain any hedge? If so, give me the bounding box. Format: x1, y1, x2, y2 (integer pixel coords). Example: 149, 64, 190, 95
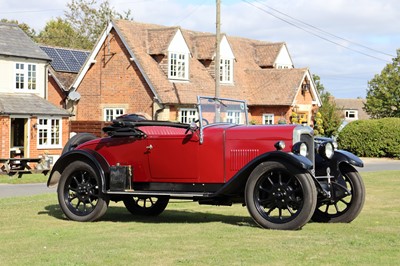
337, 118, 400, 158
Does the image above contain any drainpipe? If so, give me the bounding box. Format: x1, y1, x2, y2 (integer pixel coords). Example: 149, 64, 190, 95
154, 97, 165, 121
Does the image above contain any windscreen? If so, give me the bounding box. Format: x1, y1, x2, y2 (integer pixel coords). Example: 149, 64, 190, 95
198, 97, 248, 125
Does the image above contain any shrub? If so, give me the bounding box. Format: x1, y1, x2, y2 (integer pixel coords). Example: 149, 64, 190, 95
337, 118, 400, 158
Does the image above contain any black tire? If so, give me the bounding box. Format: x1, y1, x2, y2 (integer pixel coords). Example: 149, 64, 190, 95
62, 133, 97, 154
57, 161, 108, 222
245, 161, 317, 230
312, 164, 365, 223
123, 196, 169, 216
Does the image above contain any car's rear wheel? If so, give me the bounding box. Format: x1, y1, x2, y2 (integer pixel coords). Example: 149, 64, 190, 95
312, 164, 365, 223
245, 161, 317, 230
58, 161, 108, 222
123, 196, 169, 216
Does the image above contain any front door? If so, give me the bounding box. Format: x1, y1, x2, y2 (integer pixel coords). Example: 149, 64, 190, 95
10, 118, 29, 158
146, 132, 199, 182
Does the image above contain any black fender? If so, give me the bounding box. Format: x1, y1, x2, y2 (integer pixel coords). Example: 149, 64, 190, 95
214, 151, 313, 197
47, 149, 110, 193
315, 149, 363, 178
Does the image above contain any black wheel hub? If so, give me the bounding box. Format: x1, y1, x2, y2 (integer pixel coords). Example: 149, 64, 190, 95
76, 183, 93, 202
271, 185, 294, 208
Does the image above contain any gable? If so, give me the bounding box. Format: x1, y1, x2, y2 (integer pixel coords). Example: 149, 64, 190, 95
220, 35, 234, 59
168, 29, 190, 54
275, 44, 293, 68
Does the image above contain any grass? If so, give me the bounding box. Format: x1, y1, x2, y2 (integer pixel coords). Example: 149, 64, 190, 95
0, 171, 399, 265
0, 174, 48, 184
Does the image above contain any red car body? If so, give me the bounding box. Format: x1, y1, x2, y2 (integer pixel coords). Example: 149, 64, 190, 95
48, 96, 365, 230
78, 124, 298, 184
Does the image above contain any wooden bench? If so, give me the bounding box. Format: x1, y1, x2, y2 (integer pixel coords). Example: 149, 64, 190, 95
0, 157, 50, 178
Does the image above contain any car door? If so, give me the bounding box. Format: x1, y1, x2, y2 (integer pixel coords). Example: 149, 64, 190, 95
144, 127, 199, 182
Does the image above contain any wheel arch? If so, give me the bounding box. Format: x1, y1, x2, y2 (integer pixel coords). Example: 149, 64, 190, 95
47, 149, 110, 193
315, 150, 363, 177
215, 151, 313, 197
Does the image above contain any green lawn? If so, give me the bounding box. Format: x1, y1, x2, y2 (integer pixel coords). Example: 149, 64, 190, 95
0, 174, 48, 184
0, 171, 399, 265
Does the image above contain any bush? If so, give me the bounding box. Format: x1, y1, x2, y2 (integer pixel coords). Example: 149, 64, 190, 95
337, 118, 400, 158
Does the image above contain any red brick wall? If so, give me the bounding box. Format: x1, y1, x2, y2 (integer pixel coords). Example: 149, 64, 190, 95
47, 77, 65, 108
296, 89, 314, 104
28, 117, 69, 158
0, 116, 68, 160
75, 29, 155, 121
0, 116, 10, 158
249, 106, 292, 124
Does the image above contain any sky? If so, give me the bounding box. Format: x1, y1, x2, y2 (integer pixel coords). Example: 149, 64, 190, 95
1, 0, 399, 99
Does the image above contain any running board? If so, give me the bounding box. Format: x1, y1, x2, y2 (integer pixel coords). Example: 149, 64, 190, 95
106, 190, 214, 198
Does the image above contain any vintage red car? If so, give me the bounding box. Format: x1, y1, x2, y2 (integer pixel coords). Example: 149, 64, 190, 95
48, 96, 365, 230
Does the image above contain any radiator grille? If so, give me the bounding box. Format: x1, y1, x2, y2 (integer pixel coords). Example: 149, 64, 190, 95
300, 133, 314, 168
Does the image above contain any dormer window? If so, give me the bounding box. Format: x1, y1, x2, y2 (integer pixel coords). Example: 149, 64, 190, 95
167, 29, 190, 81
219, 36, 235, 84
169, 52, 188, 80
220, 58, 233, 83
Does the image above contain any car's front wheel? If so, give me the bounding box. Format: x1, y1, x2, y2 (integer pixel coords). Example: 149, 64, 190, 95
245, 161, 317, 230
123, 196, 169, 216
312, 164, 365, 223
58, 161, 108, 222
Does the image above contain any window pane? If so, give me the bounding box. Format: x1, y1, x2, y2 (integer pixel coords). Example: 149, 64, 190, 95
169, 52, 187, 79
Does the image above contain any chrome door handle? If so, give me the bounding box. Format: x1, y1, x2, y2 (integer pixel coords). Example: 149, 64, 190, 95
146, 144, 153, 150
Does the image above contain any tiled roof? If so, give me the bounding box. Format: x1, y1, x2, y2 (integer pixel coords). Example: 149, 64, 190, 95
245, 68, 307, 105
49, 68, 76, 92
0, 23, 50, 61
0, 93, 70, 116
193, 34, 217, 60
147, 27, 179, 55
254, 43, 284, 67
110, 20, 306, 105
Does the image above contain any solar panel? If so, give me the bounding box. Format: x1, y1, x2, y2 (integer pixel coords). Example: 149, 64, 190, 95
40, 46, 90, 73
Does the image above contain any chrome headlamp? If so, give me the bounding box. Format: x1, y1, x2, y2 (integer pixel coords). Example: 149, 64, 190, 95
318, 141, 335, 159
292, 142, 308, 157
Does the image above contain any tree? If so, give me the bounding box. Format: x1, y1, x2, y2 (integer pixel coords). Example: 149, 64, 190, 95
64, 0, 133, 48
364, 49, 400, 118
36, 18, 91, 49
313, 74, 343, 137
0, 19, 36, 39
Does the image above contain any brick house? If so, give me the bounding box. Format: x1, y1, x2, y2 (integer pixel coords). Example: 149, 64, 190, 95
68, 20, 321, 126
0, 23, 70, 162
335, 98, 370, 123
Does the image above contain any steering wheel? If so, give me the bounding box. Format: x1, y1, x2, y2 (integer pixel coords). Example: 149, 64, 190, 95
195, 118, 209, 126
185, 118, 209, 134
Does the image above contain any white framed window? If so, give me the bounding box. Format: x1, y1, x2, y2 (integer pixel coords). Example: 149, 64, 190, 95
179, 108, 198, 123
104, 108, 124, 121
220, 58, 233, 83
168, 52, 188, 80
15, 63, 36, 90
262, 114, 274, 125
37, 117, 62, 148
227, 111, 241, 124
345, 110, 358, 119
